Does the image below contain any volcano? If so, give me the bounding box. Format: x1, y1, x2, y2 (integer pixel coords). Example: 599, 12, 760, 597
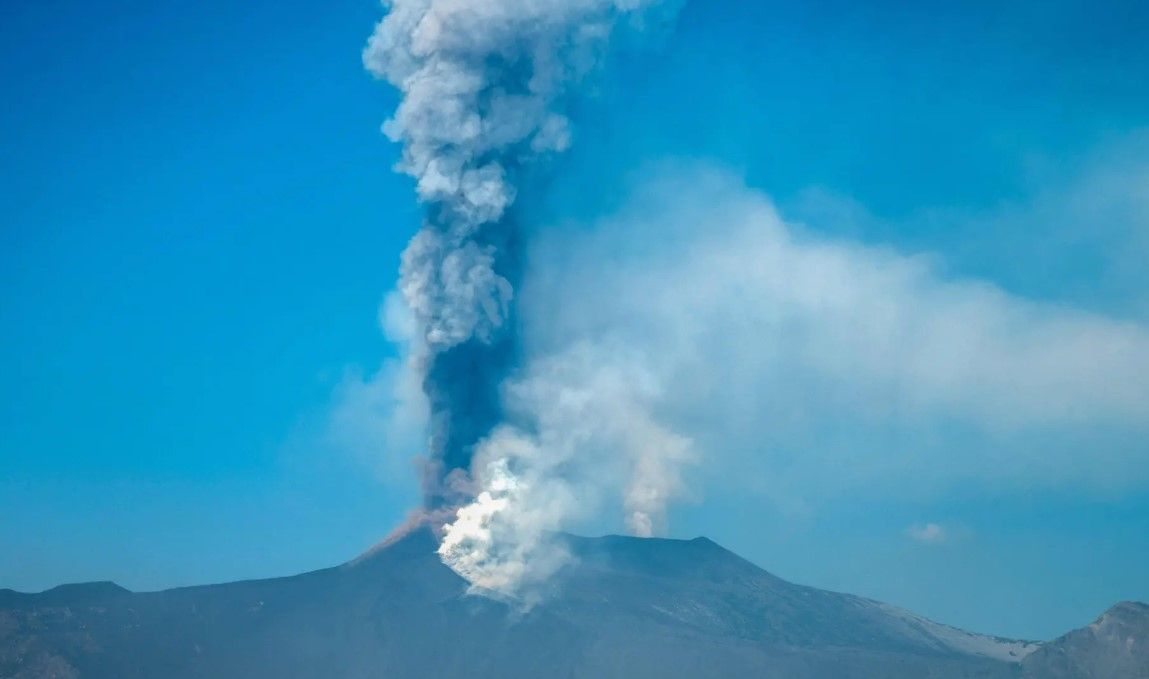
1, 529, 1144, 678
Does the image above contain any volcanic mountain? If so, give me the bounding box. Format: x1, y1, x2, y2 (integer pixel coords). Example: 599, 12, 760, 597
1, 529, 1144, 678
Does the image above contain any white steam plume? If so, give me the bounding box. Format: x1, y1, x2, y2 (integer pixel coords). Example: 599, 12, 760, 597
437, 344, 694, 598
364, 0, 684, 597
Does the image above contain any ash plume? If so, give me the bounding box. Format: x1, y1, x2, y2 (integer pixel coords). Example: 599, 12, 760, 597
364, 0, 683, 594
436, 343, 694, 598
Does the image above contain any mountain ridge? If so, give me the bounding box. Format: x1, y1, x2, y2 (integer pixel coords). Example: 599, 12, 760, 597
1, 529, 1144, 678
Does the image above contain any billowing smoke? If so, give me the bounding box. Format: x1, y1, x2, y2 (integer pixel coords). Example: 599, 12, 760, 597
364, 0, 684, 596
437, 343, 694, 597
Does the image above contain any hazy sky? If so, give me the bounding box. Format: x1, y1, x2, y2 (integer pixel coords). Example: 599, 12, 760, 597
2, 0, 1148, 641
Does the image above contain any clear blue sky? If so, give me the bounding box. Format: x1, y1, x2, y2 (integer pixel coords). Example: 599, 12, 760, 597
2, 0, 1147, 641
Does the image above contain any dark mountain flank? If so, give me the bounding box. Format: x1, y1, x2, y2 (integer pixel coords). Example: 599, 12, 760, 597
1, 530, 1144, 678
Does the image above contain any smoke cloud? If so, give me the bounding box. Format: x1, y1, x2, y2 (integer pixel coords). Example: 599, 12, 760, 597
364, 0, 683, 597
354, 0, 1149, 596
437, 343, 694, 596
521, 165, 1149, 506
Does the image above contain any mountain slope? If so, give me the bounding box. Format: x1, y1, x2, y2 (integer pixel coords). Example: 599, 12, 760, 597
1021, 601, 1149, 678
0, 529, 1138, 678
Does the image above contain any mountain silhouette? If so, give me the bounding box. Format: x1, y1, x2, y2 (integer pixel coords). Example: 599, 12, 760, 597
1, 529, 1144, 678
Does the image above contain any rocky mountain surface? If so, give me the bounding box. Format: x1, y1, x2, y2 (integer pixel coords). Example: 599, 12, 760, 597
1021, 601, 1149, 678
1, 529, 1143, 678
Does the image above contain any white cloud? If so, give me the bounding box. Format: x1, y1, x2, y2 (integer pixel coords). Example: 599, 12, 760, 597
788, 129, 1149, 319
519, 164, 1149, 506
906, 522, 947, 544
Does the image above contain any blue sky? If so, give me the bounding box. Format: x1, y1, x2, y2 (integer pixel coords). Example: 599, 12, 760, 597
2, 0, 1148, 641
